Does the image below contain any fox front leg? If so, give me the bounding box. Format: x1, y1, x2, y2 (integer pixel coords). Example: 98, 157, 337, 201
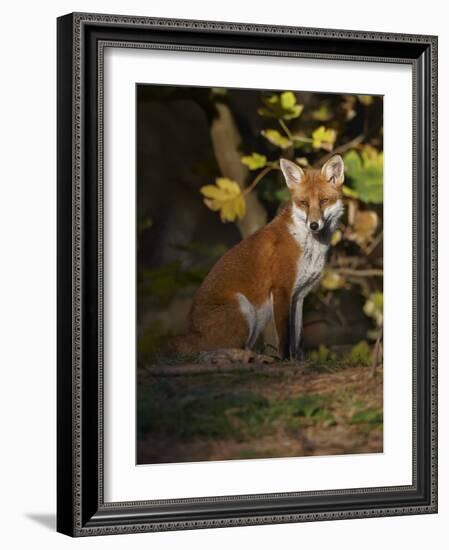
289, 295, 306, 361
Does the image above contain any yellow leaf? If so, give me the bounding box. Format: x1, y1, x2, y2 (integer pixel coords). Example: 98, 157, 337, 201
216, 177, 241, 194
295, 157, 310, 167
312, 104, 332, 121
357, 95, 373, 106
312, 126, 337, 151
321, 270, 345, 290
280, 91, 296, 110
331, 230, 342, 246
200, 178, 246, 223
364, 292, 383, 327
261, 129, 292, 149
200, 185, 227, 200
241, 153, 267, 170
282, 104, 304, 120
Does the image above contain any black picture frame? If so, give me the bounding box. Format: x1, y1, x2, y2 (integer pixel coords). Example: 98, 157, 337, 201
57, 12, 438, 537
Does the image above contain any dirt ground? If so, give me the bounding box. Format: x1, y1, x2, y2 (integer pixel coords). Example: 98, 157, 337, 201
137, 361, 383, 464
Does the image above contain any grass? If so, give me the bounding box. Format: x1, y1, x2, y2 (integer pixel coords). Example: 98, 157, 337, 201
138, 381, 335, 442
137, 358, 383, 463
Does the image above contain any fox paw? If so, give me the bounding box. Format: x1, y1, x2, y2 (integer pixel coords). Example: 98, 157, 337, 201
199, 348, 275, 365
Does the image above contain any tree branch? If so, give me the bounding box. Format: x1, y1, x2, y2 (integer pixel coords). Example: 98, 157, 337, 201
313, 134, 365, 167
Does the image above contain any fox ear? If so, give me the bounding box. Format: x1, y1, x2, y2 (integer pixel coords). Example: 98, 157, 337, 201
321, 155, 344, 188
280, 159, 305, 189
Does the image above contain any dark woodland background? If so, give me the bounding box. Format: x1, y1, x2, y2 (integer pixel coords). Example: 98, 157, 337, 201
136, 85, 383, 464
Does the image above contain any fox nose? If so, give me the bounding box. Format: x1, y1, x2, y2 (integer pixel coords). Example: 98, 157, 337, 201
309, 221, 319, 231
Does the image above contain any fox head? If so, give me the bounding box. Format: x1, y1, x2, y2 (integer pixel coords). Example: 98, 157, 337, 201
280, 155, 344, 235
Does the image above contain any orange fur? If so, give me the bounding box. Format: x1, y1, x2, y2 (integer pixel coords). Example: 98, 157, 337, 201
172, 157, 344, 357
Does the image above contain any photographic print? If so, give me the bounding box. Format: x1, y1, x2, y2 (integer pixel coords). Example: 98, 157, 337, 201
57, 13, 437, 535
136, 85, 384, 464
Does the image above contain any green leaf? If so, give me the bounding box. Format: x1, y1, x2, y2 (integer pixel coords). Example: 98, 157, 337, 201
346, 341, 372, 367
241, 152, 267, 170
280, 91, 296, 109
275, 187, 291, 202
261, 129, 292, 149
258, 92, 303, 120
282, 104, 304, 120
344, 147, 383, 204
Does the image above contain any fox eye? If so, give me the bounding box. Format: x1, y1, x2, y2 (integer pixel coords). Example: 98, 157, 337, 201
299, 200, 309, 208
320, 198, 329, 206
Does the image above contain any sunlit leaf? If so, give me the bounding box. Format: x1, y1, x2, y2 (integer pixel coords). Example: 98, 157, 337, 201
280, 91, 296, 109
344, 147, 383, 204
321, 270, 346, 290
283, 104, 304, 120
363, 292, 383, 327
357, 95, 374, 106
312, 126, 337, 151
241, 152, 267, 170
258, 92, 303, 120
261, 129, 292, 149
312, 104, 332, 122
330, 229, 342, 246
200, 178, 246, 222
295, 156, 310, 167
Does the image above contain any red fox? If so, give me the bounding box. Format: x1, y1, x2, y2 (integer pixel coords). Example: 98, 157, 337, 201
173, 155, 345, 360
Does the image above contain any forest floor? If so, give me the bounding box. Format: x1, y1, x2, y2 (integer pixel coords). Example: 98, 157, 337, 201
137, 358, 383, 464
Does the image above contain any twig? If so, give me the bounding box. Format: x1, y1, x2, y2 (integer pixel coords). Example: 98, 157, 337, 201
364, 230, 384, 256
371, 327, 383, 377
278, 119, 294, 140
313, 134, 365, 167
243, 165, 278, 195
334, 267, 383, 278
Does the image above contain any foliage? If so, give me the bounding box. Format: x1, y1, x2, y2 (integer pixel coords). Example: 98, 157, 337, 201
320, 269, 346, 290
200, 177, 246, 222
346, 341, 372, 367
261, 128, 292, 149
344, 147, 383, 204
241, 152, 267, 170
364, 291, 384, 327
257, 91, 304, 120
351, 407, 383, 426
311, 126, 337, 151
309, 344, 337, 363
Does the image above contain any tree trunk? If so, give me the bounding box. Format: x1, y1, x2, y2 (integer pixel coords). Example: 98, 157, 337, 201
210, 102, 267, 238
